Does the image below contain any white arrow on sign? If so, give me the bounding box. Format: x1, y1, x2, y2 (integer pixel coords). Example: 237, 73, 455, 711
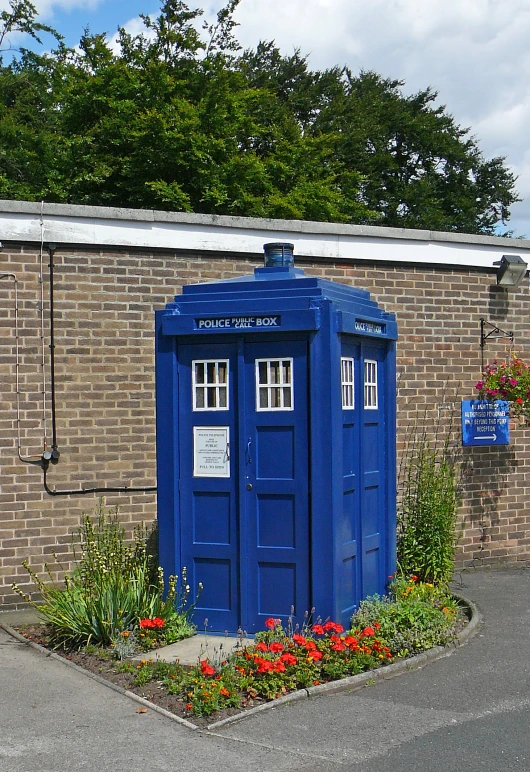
473, 434, 497, 441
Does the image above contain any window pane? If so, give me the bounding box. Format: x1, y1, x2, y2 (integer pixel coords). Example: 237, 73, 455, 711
255, 358, 294, 411
364, 360, 378, 409
259, 387, 269, 409
193, 360, 229, 410
258, 361, 267, 385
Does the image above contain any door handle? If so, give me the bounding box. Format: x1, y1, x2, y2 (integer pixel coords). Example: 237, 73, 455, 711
246, 438, 252, 464
224, 442, 230, 462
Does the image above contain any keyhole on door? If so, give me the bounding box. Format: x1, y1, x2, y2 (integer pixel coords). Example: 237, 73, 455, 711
246, 483, 253, 490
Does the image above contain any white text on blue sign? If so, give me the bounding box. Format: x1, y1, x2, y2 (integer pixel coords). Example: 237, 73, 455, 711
195, 316, 280, 330
355, 320, 384, 335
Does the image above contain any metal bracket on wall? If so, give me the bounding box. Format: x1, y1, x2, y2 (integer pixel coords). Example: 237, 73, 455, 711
480, 318, 514, 373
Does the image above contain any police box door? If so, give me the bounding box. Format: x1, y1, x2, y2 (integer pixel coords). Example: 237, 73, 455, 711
178, 338, 309, 633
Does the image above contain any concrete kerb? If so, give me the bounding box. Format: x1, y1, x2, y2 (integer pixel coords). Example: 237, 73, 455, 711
0, 593, 480, 733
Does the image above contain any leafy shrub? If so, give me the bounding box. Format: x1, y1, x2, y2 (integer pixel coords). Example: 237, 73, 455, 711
350, 577, 462, 657
13, 502, 198, 649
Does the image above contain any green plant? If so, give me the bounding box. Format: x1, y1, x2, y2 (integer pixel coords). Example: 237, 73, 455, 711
351, 577, 462, 657
13, 502, 199, 649
397, 418, 462, 584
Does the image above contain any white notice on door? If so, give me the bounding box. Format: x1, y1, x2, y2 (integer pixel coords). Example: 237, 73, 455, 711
193, 426, 230, 477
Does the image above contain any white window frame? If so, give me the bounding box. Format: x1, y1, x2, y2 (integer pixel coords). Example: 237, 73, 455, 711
192, 359, 229, 411
341, 357, 355, 409
255, 358, 294, 411
364, 359, 378, 410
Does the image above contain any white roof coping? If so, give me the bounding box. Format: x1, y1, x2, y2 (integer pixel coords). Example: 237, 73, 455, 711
0, 199, 529, 271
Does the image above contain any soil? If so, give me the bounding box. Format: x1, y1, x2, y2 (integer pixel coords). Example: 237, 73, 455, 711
13, 624, 258, 728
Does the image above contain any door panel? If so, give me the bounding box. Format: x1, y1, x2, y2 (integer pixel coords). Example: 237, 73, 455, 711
178, 343, 239, 632
179, 337, 310, 634
360, 345, 385, 599
242, 340, 310, 634
340, 341, 361, 623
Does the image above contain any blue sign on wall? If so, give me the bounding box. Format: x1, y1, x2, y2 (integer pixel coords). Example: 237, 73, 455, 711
461, 400, 510, 446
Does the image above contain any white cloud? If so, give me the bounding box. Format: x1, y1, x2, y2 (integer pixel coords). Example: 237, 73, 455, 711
228, 0, 530, 235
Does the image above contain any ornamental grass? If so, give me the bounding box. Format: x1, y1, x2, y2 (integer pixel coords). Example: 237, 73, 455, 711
13, 502, 199, 649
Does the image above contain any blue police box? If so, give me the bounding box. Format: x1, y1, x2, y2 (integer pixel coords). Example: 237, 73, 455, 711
155, 244, 398, 633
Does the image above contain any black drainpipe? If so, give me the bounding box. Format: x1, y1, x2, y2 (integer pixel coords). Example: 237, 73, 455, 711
42, 244, 156, 496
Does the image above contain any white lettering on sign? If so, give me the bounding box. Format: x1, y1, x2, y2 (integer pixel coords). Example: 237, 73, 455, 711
196, 316, 280, 330
355, 320, 384, 335
193, 426, 230, 477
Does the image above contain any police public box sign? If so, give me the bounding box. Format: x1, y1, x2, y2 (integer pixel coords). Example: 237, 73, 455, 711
461, 400, 510, 447
195, 316, 280, 330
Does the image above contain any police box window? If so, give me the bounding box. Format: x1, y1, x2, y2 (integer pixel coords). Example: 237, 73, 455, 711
341, 357, 355, 409
256, 358, 293, 411
364, 360, 378, 409
193, 360, 229, 410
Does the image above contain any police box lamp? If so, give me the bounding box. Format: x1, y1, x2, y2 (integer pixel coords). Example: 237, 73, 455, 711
494, 254, 528, 287
263, 242, 294, 268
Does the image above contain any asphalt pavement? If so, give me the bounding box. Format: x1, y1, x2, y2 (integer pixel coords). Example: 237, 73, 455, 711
1, 566, 529, 772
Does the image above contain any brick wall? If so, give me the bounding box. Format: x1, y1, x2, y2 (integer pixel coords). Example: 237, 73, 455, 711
1, 243, 529, 609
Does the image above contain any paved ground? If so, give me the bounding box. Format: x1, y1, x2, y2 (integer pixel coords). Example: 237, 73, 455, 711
1, 567, 529, 771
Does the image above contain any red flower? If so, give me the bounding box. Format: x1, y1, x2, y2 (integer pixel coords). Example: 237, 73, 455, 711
516, 398, 524, 404
199, 659, 216, 676
331, 641, 345, 651
292, 634, 306, 645
255, 642, 268, 652
280, 652, 297, 666
304, 640, 317, 651
269, 641, 284, 653
273, 661, 286, 673
264, 617, 280, 629
374, 622, 381, 630
307, 649, 323, 661
361, 626, 375, 637
257, 659, 274, 673
312, 624, 325, 635
139, 617, 165, 629
322, 621, 344, 634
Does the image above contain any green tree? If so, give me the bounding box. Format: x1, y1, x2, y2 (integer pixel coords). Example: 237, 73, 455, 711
0, 0, 519, 234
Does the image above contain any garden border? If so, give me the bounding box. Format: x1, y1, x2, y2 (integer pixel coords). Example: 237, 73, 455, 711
0, 593, 480, 732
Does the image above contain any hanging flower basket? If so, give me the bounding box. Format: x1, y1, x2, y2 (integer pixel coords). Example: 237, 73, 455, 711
476, 354, 530, 425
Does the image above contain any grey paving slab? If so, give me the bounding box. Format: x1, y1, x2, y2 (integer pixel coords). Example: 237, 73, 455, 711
0, 628, 321, 772
132, 633, 253, 665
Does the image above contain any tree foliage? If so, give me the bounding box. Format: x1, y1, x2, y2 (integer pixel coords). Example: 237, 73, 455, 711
0, 0, 519, 233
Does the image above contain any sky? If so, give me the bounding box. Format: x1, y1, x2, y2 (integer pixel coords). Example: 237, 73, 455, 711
3, 0, 530, 238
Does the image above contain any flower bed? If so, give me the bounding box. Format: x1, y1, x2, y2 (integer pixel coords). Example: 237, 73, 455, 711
14, 576, 465, 726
